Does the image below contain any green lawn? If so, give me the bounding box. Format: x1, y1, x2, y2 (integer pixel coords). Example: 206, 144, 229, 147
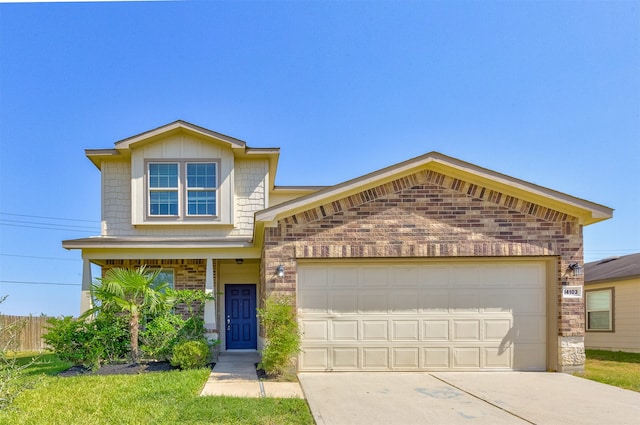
583, 349, 640, 392
1, 353, 314, 425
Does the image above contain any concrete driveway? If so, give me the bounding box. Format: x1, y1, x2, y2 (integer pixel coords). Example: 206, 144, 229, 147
298, 372, 640, 425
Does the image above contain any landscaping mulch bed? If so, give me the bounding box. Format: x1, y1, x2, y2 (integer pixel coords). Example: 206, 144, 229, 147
58, 361, 215, 377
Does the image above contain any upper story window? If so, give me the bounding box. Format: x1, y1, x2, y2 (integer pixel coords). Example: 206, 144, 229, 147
187, 163, 216, 216
147, 160, 218, 219
149, 163, 179, 216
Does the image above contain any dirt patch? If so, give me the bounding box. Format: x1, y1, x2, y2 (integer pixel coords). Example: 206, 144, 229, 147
58, 361, 215, 377
255, 364, 299, 382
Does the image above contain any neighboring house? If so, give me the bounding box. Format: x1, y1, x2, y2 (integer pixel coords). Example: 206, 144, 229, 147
63, 120, 613, 373
584, 253, 640, 353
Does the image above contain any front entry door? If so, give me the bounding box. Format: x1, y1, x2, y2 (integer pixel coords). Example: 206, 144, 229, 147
225, 284, 257, 350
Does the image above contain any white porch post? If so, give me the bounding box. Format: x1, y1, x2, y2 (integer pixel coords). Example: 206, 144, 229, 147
80, 258, 93, 315
204, 258, 217, 340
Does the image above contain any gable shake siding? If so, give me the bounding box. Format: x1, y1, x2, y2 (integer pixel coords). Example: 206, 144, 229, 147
262, 169, 586, 368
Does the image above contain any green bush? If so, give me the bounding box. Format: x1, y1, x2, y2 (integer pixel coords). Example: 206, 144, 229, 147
42, 314, 129, 370
140, 313, 185, 360
170, 339, 210, 369
257, 295, 301, 377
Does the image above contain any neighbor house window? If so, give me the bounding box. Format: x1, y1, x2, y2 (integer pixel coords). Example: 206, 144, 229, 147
586, 288, 614, 331
147, 160, 218, 219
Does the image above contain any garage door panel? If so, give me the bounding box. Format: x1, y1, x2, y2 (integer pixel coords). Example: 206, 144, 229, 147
452, 320, 481, 341
300, 320, 328, 341
358, 267, 389, 287
513, 317, 546, 343
328, 266, 358, 288
299, 266, 328, 287
392, 266, 420, 287
513, 344, 546, 370
298, 262, 546, 372
329, 291, 358, 313
300, 348, 329, 370
512, 289, 545, 313
363, 347, 389, 368
481, 291, 513, 312
484, 347, 512, 368
424, 347, 450, 368
453, 347, 481, 368
392, 347, 420, 368
484, 319, 512, 340
332, 320, 358, 341
332, 347, 359, 369
450, 290, 481, 312
419, 290, 449, 313
362, 320, 389, 341
392, 320, 420, 341
451, 265, 484, 287
298, 290, 328, 313
390, 291, 419, 313
423, 320, 449, 340
418, 266, 450, 287
516, 264, 545, 287
359, 291, 388, 313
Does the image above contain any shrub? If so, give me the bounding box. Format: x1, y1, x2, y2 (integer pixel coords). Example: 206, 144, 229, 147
140, 313, 185, 360
170, 339, 210, 369
42, 314, 129, 370
257, 295, 300, 377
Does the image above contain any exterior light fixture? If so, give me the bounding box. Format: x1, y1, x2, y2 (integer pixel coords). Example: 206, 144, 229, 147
568, 263, 583, 277
276, 265, 285, 278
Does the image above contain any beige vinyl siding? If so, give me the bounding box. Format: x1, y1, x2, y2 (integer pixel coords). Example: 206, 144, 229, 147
585, 278, 640, 353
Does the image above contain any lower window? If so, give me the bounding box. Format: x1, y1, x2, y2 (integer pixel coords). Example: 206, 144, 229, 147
585, 288, 613, 331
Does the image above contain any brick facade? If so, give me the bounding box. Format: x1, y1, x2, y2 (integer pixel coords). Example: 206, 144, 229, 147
102, 259, 210, 318
262, 168, 586, 370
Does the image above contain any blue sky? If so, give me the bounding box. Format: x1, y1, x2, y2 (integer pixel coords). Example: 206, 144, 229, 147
0, 1, 638, 317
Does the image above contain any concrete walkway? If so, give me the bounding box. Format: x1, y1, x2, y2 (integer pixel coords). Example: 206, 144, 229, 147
200, 351, 304, 398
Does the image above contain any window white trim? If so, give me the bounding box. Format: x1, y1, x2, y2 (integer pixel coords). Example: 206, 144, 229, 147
585, 288, 614, 332
144, 159, 220, 221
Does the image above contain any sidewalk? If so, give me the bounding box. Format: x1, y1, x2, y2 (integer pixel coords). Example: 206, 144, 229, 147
200, 351, 304, 398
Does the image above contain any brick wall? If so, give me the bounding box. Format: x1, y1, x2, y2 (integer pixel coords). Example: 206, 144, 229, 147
101, 259, 210, 318
262, 168, 585, 367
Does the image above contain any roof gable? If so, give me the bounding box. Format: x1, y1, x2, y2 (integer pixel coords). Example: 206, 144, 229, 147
255, 152, 613, 226
114, 120, 247, 150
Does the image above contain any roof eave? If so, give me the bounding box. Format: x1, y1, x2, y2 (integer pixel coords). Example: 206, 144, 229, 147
114, 120, 247, 150
256, 151, 614, 225
62, 236, 253, 250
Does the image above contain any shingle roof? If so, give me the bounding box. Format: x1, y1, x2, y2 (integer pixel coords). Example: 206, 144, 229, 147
584, 253, 640, 284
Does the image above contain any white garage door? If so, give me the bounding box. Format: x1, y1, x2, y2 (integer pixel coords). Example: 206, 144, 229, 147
298, 261, 546, 371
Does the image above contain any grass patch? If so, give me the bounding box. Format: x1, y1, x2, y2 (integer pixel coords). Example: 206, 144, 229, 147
1, 354, 313, 425
10, 352, 73, 376
583, 349, 640, 392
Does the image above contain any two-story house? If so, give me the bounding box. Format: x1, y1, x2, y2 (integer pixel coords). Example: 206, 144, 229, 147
63, 120, 612, 373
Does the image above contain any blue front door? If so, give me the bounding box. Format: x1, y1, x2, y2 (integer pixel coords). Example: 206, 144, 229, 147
225, 284, 257, 350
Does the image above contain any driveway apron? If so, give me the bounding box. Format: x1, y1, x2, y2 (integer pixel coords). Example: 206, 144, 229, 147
298, 372, 640, 425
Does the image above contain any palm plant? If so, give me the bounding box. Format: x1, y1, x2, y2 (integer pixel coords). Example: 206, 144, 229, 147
86, 266, 172, 363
